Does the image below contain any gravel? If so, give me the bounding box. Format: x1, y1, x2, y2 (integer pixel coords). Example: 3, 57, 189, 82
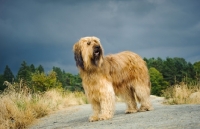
29, 96, 200, 129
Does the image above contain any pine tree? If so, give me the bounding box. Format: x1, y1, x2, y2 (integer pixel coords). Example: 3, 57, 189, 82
53, 66, 63, 85
3, 65, 15, 83
17, 61, 31, 82
37, 65, 44, 73
145, 57, 164, 73
0, 74, 6, 91
194, 61, 200, 81
30, 64, 36, 73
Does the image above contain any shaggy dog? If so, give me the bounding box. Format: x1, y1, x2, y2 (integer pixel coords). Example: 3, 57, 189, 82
73, 36, 153, 122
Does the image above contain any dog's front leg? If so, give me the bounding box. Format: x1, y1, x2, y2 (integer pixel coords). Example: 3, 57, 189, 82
89, 100, 100, 122
99, 98, 115, 120
98, 84, 115, 121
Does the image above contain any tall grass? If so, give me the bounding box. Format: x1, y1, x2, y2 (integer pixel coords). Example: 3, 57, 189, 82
162, 82, 200, 105
0, 81, 87, 129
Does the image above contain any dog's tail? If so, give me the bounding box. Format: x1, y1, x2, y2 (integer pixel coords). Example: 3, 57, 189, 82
149, 81, 152, 96
149, 81, 151, 89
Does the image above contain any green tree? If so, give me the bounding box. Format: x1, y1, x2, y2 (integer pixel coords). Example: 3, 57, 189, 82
184, 62, 195, 82
3, 65, 15, 83
162, 57, 191, 85
72, 74, 83, 91
145, 57, 196, 85
31, 71, 62, 92
174, 58, 188, 81
53, 66, 63, 85
30, 64, 36, 73
17, 61, 31, 82
37, 65, 44, 73
145, 57, 163, 72
149, 67, 169, 96
194, 61, 200, 81
0, 74, 6, 91
62, 72, 83, 91
0, 65, 15, 91
163, 58, 176, 85
65, 73, 76, 86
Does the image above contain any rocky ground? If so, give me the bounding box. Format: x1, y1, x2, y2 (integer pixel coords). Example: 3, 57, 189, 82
29, 96, 200, 129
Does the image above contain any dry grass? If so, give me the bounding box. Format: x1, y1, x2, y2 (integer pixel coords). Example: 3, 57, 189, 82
0, 81, 87, 129
162, 82, 200, 105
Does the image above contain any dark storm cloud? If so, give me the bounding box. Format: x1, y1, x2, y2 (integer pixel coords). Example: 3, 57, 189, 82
0, 0, 200, 75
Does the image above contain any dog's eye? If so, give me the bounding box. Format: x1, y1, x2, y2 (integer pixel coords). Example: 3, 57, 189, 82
93, 40, 97, 43
87, 42, 91, 45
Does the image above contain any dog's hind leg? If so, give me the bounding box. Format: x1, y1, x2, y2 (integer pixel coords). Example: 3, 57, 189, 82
134, 85, 153, 112
123, 87, 138, 114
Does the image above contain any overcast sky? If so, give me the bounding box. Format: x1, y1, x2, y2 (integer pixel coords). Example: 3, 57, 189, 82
0, 0, 200, 75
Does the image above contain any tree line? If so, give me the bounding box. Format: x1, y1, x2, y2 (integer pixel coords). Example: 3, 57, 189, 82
0, 61, 82, 92
145, 57, 200, 95
0, 58, 200, 96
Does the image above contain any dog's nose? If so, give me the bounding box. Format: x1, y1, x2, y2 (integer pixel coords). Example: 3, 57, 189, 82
95, 46, 100, 49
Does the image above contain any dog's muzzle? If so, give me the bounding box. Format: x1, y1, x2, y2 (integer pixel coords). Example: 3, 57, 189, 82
93, 46, 100, 57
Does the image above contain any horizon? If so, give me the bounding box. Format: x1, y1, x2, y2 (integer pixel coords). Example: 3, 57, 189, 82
1, 0, 200, 75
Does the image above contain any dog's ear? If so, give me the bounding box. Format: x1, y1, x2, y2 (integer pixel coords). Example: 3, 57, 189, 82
73, 43, 84, 69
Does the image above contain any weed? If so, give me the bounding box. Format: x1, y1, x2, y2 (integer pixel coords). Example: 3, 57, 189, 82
162, 82, 200, 104
0, 81, 87, 129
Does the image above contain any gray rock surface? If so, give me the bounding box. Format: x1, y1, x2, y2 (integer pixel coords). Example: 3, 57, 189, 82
29, 96, 200, 129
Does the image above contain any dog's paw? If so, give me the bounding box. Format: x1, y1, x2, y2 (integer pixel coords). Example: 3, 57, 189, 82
125, 109, 138, 114
139, 106, 154, 112
98, 114, 112, 121
89, 115, 99, 122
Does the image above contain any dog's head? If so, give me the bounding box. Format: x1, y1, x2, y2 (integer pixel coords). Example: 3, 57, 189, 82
73, 36, 104, 70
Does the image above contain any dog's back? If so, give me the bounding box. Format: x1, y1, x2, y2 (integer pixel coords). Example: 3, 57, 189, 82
104, 51, 150, 95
